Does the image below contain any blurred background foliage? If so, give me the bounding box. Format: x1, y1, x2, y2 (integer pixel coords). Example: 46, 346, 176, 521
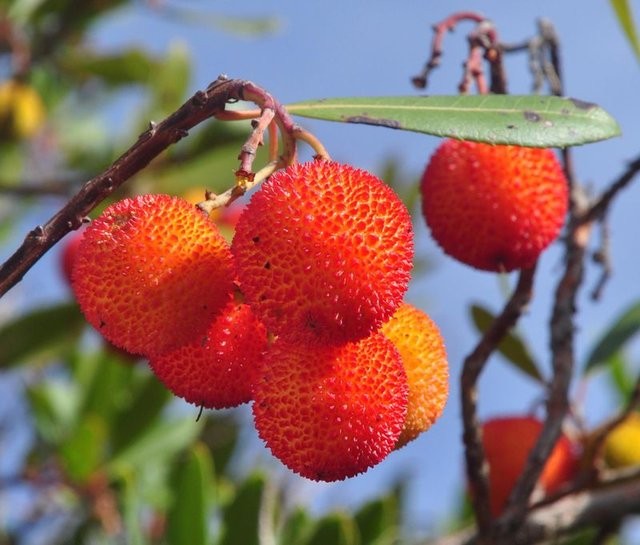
0, 1, 639, 544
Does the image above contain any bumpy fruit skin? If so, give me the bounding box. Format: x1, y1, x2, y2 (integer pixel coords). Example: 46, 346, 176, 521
604, 412, 640, 468
380, 303, 449, 447
421, 140, 568, 272
232, 160, 414, 346
149, 298, 268, 408
481, 416, 578, 516
252, 333, 408, 481
72, 194, 234, 356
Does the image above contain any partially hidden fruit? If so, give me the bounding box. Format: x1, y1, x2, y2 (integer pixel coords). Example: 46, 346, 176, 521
0, 80, 46, 140
72, 194, 235, 356
421, 140, 568, 272
480, 416, 578, 516
604, 412, 640, 468
232, 160, 414, 346
149, 297, 268, 409
252, 333, 408, 481
380, 303, 449, 448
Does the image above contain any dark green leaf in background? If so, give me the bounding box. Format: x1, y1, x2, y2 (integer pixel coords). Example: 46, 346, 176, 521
167, 443, 214, 545
470, 304, 544, 383
219, 472, 266, 545
286, 95, 621, 147
0, 303, 85, 368
584, 301, 640, 374
305, 513, 359, 545
278, 507, 313, 545
354, 493, 401, 545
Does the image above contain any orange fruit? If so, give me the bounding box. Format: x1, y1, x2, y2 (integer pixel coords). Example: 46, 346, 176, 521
252, 333, 408, 481
232, 160, 414, 346
72, 194, 234, 356
421, 140, 568, 272
380, 303, 449, 447
480, 415, 579, 516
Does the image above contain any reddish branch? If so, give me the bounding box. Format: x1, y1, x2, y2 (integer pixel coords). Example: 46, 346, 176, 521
412, 12, 507, 95
0, 76, 313, 299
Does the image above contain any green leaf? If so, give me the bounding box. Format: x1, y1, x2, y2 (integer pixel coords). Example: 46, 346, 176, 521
610, 0, 640, 62
0, 303, 85, 368
304, 513, 359, 545
470, 304, 544, 383
354, 494, 400, 545
167, 443, 214, 545
278, 507, 313, 545
60, 48, 159, 87
219, 472, 266, 545
286, 95, 621, 147
106, 415, 203, 477
110, 372, 172, 454
584, 301, 640, 374
27, 380, 81, 443
59, 413, 107, 483
608, 352, 635, 404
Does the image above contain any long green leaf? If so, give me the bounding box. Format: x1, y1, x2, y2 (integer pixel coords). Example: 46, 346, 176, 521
219, 472, 266, 545
167, 443, 214, 545
0, 303, 85, 368
286, 95, 620, 147
470, 304, 544, 383
304, 513, 359, 545
584, 301, 640, 374
610, 0, 640, 62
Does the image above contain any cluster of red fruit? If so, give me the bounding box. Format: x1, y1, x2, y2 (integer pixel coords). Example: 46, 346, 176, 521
66, 159, 449, 482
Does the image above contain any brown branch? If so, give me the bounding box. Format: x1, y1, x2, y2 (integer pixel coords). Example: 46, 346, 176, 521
460, 265, 538, 540
0, 76, 301, 299
428, 469, 640, 545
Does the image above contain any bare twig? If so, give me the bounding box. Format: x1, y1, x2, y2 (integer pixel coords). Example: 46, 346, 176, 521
0, 76, 321, 298
460, 265, 538, 540
411, 11, 487, 89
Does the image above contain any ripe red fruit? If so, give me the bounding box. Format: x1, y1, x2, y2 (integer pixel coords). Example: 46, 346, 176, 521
232, 160, 414, 346
71, 194, 235, 356
421, 140, 568, 272
149, 297, 268, 409
60, 229, 85, 286
480, 416, 579, 516
252, 333, 408, 481
380, 303, 449, 448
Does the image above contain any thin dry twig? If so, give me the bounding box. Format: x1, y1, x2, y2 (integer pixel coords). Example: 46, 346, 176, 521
0, 76, 327, 299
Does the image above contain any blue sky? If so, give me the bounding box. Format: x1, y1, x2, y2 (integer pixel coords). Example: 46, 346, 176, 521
4, 0, 640, 539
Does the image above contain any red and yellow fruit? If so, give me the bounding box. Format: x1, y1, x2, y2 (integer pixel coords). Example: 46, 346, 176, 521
252, 333, 408, 481
380, 303, 449, 447
603, 412, 640, 468
479, 415, 579, 516
421, 140, 568, 272
71, 194, 234, 356
149, 297, 268, 409
232, 160, 414, 346
0, 80, 46, 140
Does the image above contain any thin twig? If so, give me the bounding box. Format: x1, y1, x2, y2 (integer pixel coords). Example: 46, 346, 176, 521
411, 11, 487, 89
460, 265, 538, 541
0, 76, 306, 298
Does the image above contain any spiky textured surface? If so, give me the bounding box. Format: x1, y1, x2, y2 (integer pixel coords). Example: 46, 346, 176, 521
481, 416, 578, 516
232, 160, 414, 346
252, 334, 408, 481
149, 298, 267, 408
604, 412, 640, 468
421, 140, 568, 272
381, 303, 448, 448
72, 194, 234, 356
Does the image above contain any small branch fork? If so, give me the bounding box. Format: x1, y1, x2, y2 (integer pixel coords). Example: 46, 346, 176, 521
0, 75, 330, 299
